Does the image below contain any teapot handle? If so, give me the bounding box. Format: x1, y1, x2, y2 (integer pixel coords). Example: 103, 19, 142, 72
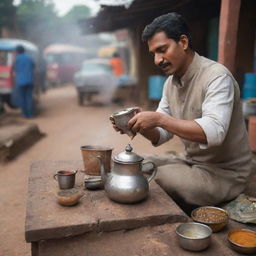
142, 161, 157, 183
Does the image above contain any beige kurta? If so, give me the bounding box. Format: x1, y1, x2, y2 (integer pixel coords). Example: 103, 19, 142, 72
148, 53, 252, 206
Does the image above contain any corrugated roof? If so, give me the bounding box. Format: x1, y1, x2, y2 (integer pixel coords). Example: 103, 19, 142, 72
99, 0, 134, 8
80, 0, 220, 34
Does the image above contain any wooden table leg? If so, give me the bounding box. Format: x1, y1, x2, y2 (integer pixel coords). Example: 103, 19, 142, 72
31, 242, 39, 256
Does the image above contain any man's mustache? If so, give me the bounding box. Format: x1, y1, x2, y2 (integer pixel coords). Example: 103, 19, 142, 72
158, 61, 171, 69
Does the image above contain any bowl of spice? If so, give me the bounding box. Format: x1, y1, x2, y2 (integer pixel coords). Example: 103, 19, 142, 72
228, 229, 256, 254
57, 188, 84, 206
176, 222, 212, 251
191, 206, 228, 232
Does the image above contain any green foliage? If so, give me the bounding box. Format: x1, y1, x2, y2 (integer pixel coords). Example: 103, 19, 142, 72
62, 5, 91, 24
15, 0, 94, 50
0, 0, 16, 28
17, 0, 59, 33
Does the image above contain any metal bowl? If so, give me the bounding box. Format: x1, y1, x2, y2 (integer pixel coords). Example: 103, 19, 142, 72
228, 229, 256, 254
191, 206, 228, 232
84, 176, 103, 190
176, 222, 212, 251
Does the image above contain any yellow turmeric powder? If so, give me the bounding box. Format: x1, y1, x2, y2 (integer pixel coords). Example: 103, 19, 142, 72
229, 230, 256, 247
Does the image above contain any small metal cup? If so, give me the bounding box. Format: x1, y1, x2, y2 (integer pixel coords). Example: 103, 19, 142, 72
110, 107, 139, 137
53, 170, 77, 189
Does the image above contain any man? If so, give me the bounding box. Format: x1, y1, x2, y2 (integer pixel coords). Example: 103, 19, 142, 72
110, 52, 124, 76
123, 13, 252, 207
13, 45, 35, 118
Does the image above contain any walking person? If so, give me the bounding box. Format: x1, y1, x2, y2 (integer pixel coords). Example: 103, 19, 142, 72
112, 13, 252, 209
109, 52, 124, 76
13, 45, 35, 118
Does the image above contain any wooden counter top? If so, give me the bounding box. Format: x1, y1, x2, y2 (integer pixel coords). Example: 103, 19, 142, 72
25, 161, 187, 242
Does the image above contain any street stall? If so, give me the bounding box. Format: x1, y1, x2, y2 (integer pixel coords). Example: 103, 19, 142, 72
25, 128, 256, 256
25, 159, 256, 256
24, 105, 256, 255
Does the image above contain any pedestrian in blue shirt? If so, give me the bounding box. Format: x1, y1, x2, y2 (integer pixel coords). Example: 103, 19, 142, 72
13, 45, 35, 118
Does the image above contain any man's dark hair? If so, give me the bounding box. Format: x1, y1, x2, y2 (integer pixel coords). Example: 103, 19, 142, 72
142, 12, 192, 49
16, 45, 25, 54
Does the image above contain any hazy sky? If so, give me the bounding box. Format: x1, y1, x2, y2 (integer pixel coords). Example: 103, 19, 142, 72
13, 0, 100, 16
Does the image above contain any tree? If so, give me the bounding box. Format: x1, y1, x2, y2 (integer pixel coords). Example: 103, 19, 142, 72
16, 1, 94, 49
62, 5, 91, 24
17, 0, 58, 33
16, 0, 60, 49
0, 0, 16, 37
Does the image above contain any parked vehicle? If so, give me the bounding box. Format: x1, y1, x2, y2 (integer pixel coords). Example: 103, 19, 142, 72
44, 44, 91, 86
73, 58, 118, 105
0, 39, 39, 112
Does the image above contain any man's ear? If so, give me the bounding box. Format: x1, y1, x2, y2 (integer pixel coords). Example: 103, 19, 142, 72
179, 35, 189, 50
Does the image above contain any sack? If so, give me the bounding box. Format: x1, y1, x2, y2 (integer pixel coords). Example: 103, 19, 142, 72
224, 194, 256, 224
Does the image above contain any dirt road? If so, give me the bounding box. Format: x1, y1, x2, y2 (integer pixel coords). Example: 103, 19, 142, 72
0, 85, 183, 256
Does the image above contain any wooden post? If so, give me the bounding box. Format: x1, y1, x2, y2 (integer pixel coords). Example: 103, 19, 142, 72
218, 0, 241, 73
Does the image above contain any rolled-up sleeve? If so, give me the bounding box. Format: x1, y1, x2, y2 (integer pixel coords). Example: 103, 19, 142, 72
194, 74, 234, 149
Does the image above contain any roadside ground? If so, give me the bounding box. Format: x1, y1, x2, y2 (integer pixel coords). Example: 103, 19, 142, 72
0, 84, 183, 256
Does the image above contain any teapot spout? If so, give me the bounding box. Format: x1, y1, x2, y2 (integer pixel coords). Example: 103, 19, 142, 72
97, 156, 107, 185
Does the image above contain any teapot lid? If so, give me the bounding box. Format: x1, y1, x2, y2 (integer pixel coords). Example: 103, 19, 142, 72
114, 144, 143, 163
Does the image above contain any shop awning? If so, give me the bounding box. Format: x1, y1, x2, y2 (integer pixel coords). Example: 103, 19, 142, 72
79, 0, 220, 34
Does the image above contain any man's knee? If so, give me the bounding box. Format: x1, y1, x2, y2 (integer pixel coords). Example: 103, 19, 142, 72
154, 164, 188, 194
154, 164, 214, 206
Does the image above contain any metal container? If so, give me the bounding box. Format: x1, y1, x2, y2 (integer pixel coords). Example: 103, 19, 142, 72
191, 206, 229, 232
84, 176, 103, 190
80, 145, 113, 176
53, 170, 77, 189
176, 222, 212, 251
228, 229, 256, 255
98, 144, 157, 203
109, 107, 139, 137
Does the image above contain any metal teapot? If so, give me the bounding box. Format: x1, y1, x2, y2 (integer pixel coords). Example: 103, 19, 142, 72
98, 144, 157, 203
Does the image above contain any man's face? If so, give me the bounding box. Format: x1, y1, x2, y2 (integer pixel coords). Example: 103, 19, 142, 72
148, 31, 188, 77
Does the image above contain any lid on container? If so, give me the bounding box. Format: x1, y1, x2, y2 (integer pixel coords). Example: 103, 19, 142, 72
114, 144, 143, 163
